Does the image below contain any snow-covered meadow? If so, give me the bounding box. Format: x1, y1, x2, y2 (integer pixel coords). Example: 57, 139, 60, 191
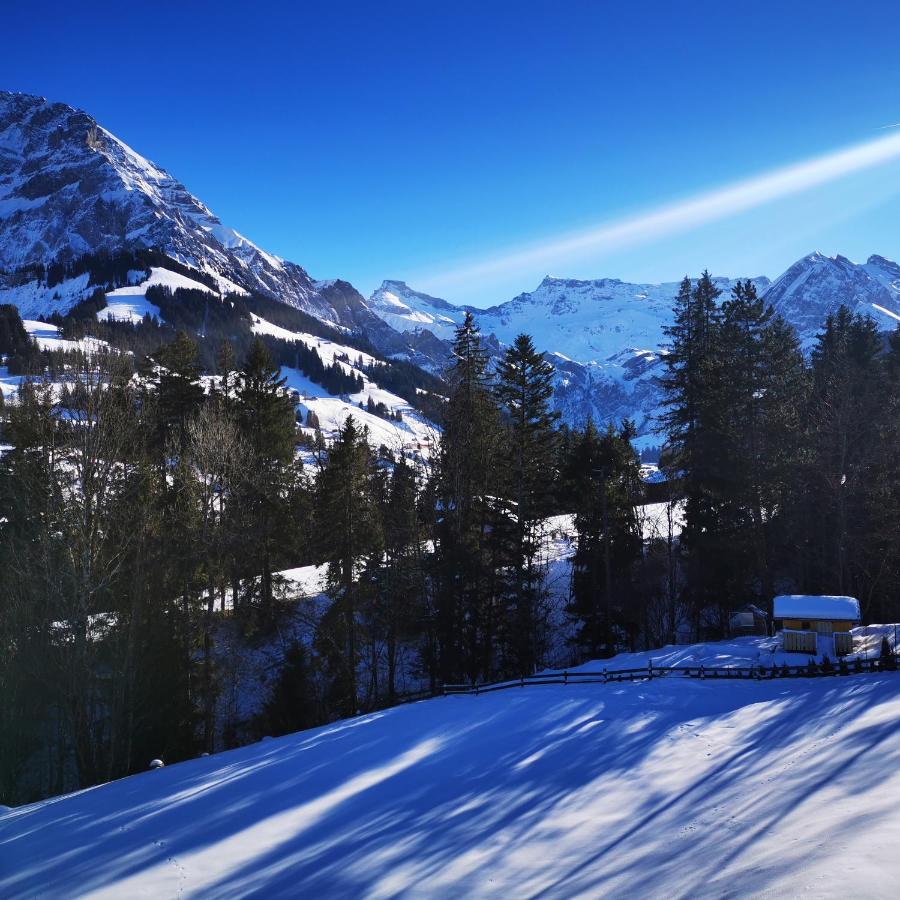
3, 664, 899, 898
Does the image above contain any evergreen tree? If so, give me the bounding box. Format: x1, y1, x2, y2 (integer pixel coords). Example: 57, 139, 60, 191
714, 281, 806, 609
232, 337, 299, 616
565, 420, 642, 659
433, 312, 501, 682
659, 272, 727, 628
797, 307, 897, 614
494, 334, 559, 674
315, 416, 382, 715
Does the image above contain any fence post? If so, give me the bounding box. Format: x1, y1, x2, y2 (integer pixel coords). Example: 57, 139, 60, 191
564, 670, 568, 685
700, 665, 705, 680
603, 668, 608, 683
648, 659, 653, 680
520, 676, 524, 688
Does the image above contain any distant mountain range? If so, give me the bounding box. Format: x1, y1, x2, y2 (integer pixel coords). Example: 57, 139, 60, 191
368, 256, 900, 435
2, 89, 899, 440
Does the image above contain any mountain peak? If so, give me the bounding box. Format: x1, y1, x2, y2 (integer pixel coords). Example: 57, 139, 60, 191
866, 253, 900, 269
764, 250, 900, 344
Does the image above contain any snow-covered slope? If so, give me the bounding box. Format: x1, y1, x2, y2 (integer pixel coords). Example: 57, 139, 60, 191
98, 266, 213, 323
3, 670, 900, 898
250, 315, 437, 450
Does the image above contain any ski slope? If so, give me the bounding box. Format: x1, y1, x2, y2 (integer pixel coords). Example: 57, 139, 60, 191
3, 668, 900, 898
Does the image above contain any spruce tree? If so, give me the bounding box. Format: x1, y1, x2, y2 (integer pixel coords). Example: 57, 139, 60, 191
315, 416, 382, 715
233, 337, 298, 616
494, 333, 559, 674
433, 312, 501, 683
565, 420, 641, 659
659, 271, 726, 628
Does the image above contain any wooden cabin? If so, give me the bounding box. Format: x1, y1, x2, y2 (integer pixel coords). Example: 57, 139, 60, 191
729, 604, 769, 637
773, 595, 861, 656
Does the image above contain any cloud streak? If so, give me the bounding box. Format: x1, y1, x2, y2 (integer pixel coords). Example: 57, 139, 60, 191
419, 131, 900, 295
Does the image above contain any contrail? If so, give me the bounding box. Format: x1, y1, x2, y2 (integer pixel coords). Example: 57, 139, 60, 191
418, 130, 900, 295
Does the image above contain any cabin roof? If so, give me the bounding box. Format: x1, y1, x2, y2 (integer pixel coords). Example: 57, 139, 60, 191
773, 594, 861, 621
734, 603, 768, 618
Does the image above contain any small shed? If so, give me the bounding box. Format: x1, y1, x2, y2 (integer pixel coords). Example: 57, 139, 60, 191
773, 595, 861, 656
729, 604, 769, 637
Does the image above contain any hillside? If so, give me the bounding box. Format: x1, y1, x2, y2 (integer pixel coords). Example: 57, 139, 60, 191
3, 666, 899, 898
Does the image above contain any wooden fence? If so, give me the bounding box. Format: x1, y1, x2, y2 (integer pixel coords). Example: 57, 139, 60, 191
443, 654, 899, 696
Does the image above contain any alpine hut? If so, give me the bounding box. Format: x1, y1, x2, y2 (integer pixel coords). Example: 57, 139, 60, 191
773, 595, 861, 656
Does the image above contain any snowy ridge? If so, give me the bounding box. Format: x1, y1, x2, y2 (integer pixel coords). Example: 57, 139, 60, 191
764, 251, 900, 344
367, 280, 465, 341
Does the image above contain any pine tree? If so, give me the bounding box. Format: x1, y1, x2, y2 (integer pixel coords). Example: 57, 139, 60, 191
494, 334, 559, 674
150, 331, 205, 454
565, 420, 641, 659
798, 307, 894, 613
375, 456, 426, 700
715, 280, 806, 609
315, 416, 382, 715
433, 312, 501, 682
659, 272, 727, 628
233, 337, 298, 616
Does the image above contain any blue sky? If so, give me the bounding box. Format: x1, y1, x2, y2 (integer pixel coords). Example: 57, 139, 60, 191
5, 1, 900, 305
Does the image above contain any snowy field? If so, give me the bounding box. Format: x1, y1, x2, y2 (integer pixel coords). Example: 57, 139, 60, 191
21, 319, 109, 354
3, 666, 900, 898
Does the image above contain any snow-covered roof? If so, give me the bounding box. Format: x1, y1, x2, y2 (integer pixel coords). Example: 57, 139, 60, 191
773, 595, 860, 621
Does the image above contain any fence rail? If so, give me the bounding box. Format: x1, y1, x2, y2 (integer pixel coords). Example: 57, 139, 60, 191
443, 654, 899, 696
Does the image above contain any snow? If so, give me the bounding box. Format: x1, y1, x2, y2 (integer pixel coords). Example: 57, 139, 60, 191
3, 667, 900, 897
872, 301, 900, 324
773, 595, 861, 622
246, 315, 438, 450
251, 315, 380, 368
0, 272, 94, 319
281, 364, 437, 452
21, 319, 109, 354
98, 267, 216, 323
638, 500, 685, 540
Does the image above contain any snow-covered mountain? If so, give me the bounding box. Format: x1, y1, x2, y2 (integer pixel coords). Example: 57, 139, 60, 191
5, 89, 900, 439
0, 93, 306, 301
368, 279, 464, 342
370, 254, 900, 439
764, 251, 900, 341
0, 90, 428, 362
369, 274, 771, 436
